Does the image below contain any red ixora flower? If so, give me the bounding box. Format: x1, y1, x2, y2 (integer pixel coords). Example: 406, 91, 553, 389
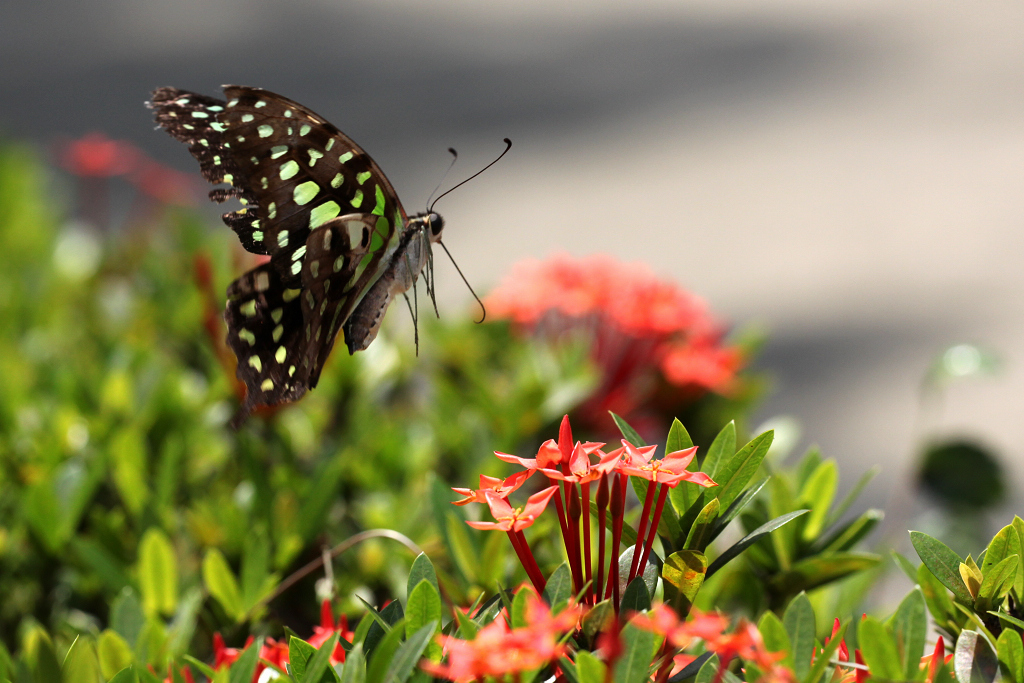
451, 470, 534, 506
59, 132, 141, 177
422, 588, 581, 682
484, 253, 744, 436
466, 486, 559, 532
613, 441, 717, 488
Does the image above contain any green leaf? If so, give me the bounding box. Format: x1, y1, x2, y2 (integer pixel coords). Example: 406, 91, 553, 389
365, 600, 404, 657
666, 417, 694, 452
289, 636, 317, 681
661, 550, 707, 613
406, 554, 439, 600
543, 562, 572, 608
610, 412, 645, 447
338, 643, 366, 683
109, 589, 145, 647
97, 630, 133, 680
797, 460, 837, 541
983, 525, 1017, 574
202, 549, 244, 621
991, 611, 1024, 631
712, 430, 773, 510
858, 616, 903, 681
998, 627, 1024, 683
1012, 517, 1024, 599
511, 585, 531, 629
910, 530, 974, 605
107, 668, 138, 683
405, 580, 442, 660
783, 592, 815, 681
581, 600, 614, 641
180, 656, 216, 680
918, 562, 957, 626
756, 611, 792, 671
453, 608, 478, 640
575, 651, 607, 683
955, 630, 1000, 683
889, 587, 927, 681
301, 632, 340, 683
705, 477, 769, 544
613, 623, 657, 683
138, 528, 178, 617
383, 622, 435, 683
24, 627, 62, 683
823, 465, 879, 529
62, 637, 102, 683
979, 555, 1018, 604
684, 497, 720, 551
706, 509, 809, 577
815, 510, 884, 554
695, 654, 722, 683
227, 639, 261, 683
766, 552, 882, 597
892, 551, 920, 583
620, 577, 651, 613
703, 420, 736, 481
366, 620, 405, 683
240, 527, 273, 613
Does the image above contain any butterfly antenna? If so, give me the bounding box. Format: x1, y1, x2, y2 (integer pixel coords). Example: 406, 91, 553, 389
438, 241, 486, 323
425, 147, 459, 210
429, 138, 511, 212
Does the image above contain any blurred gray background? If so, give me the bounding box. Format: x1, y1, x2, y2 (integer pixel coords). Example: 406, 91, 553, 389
3, 0, 1023, 534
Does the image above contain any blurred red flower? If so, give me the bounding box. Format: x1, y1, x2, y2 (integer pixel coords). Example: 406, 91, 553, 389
59, 132, 140, 177
465, 485, 559, 532
485, 253, 744, 435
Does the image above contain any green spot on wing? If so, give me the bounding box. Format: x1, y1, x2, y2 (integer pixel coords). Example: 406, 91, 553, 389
330, 173, 343, 189
339, 151, 354, 164
257, 125, 273, 138
350, 189, 363, 208
372, 184, 386, 216
356, 170, 372, 184
299, 124, 311, 136
279, 160, 300, 180
310, 201, 341, 229
271, 145, 288, 159
293, 181, 319, 206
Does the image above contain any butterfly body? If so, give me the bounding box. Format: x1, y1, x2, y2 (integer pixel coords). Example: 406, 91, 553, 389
148, 85, 443, 415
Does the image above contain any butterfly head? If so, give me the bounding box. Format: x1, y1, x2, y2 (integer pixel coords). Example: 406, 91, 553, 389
410, 211, 445, 242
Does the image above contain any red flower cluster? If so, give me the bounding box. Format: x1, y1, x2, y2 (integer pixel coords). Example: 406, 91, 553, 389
422, 588, 581, 682
58, 131, 200, 206
209, 600, 352, 681
458, 416, 716, 605
634, 605, 793, 683
485, 254, 743, 433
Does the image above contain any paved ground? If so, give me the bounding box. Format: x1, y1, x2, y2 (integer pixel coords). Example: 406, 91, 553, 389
3, 1, 1023, 554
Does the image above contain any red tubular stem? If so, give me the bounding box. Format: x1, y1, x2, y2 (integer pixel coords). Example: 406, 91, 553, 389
566, 482, 584, 596
637, 483, 669, 578
595, 474, 609, 605
508, 530, 546, 593
629, 481, 656, 582
581, 480, 593, 603
607, 473, 626, 606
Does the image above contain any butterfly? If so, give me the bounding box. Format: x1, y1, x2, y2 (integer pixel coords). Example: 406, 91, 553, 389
148, 85, 449, 418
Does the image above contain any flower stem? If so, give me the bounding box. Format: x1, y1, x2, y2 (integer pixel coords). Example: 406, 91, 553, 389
581, 480, 593, 604
607, 473, 626, 607
507, 530, 546, 593
637, 483, 669, 578
566, 482, 584, 596
629, 480, 656, 583
596, 474, 609, 606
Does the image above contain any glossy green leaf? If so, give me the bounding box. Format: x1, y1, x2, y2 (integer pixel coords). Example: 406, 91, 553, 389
613, 623, 657, 683
997, 627, 1024, 683
783, 592, 815, 680
983, 525, 1017, 574
366, 620, 405, 683
617, 547, 661, 601
301, 632, 340, 683
180, 655, 216, 680
511, 586, 530, 629
661, 550, 706, 613
364, 600, 404, 657
620, 577, 651, 614
797, 460, 837, 541
1012, 517, 1024, 599
910, 531, 974, 605
979, 555, 1018, 604
666, 417, 694, 452
858, 616, 903, 681
706, 509, 809, 577
695, 654, 722, 683
406, 554, 439, 600
581, 600, 614, 640
610, 412, 645, 447
453, 607, 478, 640
202, 549, 244, 621
889, 587, 927, 680
756, 611, 792, 671
955, 630, 1000, 683
705, 477, 768, 544
575, 650, 607, 683
824, 465, 879, 529
684, 497, 720, 551
138, 528, 177, 617
25, 627, 61, 683
892, 551, 920, 582
816, 509, 884, 555
338, 643, 366, 683
405, 580, 442, 644
543, 562, 572, 608
97, 630, 133, 680
918, 562, 957, 627
383, 622, 435, 683
713, 430, 773, 510
766, 552, 881, 596
289, 636, 317, 681
62, 637, 102, 683
227, 639, 261, 683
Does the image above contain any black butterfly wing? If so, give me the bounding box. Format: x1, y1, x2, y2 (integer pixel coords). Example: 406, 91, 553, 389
150, 85, 408, 412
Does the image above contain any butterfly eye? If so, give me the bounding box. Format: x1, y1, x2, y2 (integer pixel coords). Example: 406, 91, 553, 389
428, 212, 444, 236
